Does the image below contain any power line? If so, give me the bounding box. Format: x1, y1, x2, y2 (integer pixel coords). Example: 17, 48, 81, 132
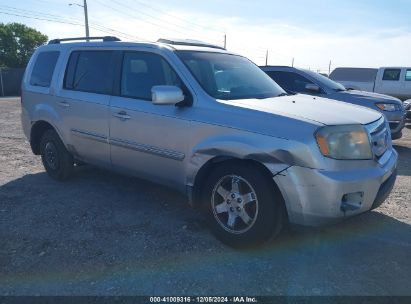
0, 5, 147, 41
0, 9, 144, 41
111, 0, 220, 38
130, 0, 223, 34
93, 0, 223, 45
0, 10, 83, 26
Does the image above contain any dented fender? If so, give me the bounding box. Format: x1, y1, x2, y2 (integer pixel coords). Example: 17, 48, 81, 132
186, 133, 321, 188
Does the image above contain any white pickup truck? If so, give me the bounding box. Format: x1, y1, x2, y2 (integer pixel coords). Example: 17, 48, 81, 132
330, 67, 411, 101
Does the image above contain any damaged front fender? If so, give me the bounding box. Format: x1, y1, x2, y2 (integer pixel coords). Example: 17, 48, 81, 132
186, 133, 321, 189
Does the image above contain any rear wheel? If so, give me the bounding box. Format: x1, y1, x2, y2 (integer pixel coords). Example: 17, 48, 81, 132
40, 129, 74, 181
202, 162, 284, 247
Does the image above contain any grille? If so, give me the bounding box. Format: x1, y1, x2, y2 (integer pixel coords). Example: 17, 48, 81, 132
365, 117, 388, 158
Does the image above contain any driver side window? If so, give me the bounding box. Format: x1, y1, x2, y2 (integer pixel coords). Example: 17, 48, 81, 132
121, 52, 183, 100
267, 71, 316, 93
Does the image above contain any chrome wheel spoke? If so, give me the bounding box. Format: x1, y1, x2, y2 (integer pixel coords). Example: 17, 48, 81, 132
216, 185, 229, 199
215, 203, 228, 214
239, 210, 252, 225
231, 177, 240, 193
227, 213, 237, 228
241, 192, 256, 205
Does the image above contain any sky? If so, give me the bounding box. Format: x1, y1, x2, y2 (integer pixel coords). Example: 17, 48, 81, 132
1, 0, 410, 72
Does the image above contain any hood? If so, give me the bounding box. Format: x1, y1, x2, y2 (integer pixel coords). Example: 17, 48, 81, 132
338, 90, 402, 104
223, 94, 381, 126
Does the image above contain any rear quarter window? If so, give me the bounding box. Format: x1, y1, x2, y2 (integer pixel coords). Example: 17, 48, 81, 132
64, 50, 115, 94
29, 51, 60, 87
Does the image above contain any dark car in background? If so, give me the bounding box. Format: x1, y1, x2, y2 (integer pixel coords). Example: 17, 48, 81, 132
261, 66, 406, 139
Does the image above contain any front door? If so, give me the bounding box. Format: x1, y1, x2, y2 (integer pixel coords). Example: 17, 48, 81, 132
109, 51, 191, 189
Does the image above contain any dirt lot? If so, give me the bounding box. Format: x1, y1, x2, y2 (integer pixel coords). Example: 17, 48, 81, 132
0, 97, 410, 296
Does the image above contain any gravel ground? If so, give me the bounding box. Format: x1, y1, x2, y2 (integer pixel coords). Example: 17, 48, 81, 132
0, 97, 410, 296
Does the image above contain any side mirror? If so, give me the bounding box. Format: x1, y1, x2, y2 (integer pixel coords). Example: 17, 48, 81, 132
151, 85, 185, 105
305, 83, 321, 93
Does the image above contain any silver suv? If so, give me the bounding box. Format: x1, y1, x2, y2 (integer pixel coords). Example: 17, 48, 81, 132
21, 37, 398, 247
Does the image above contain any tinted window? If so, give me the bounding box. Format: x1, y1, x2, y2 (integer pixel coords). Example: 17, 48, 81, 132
30, 51, 60, 87
64, 51, 115, 94
303, 69, 346, 91
177, 51, 285, 100
405, 69, 411, 81
266, 71, 315, 93
121, 52, 183, 100
329, 68, 378, 82
382, 69, 401, 81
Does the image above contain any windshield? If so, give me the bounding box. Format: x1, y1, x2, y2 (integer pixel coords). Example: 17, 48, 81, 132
177, 51, 286, 100
303, 69, 347, 91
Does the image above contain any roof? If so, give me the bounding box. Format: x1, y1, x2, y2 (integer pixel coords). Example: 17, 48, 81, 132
40, 36, 228, 53
259, 65, 296, 71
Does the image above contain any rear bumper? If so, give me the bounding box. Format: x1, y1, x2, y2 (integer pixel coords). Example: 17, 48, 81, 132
274, 149, 398, 226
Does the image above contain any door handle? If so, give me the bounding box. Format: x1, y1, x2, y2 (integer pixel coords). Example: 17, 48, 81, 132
113, 111, 131, 121
57, 101, 70, 108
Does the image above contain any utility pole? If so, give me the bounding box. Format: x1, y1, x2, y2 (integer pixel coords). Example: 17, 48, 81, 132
328, 60, 332, 76
291, 57, 294, 67
0, 67, 4, 97
69, 1, 89, 40
223, 34, 226, 49
84, 0, 89, 39
265, 50, 268, 66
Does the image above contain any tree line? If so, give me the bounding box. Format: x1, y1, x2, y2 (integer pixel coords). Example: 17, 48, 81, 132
0, 23, 48, 68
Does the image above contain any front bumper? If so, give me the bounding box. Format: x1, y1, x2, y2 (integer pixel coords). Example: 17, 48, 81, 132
384, 111, 405, 135
273, 149, 398, 226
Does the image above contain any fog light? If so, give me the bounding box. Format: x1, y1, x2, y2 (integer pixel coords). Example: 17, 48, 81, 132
341, 192, 364, 212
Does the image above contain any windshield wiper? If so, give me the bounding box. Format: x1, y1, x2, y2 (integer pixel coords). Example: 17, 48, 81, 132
277, 93, 289, 97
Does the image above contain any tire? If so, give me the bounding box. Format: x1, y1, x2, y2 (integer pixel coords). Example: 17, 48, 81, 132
39, 129, 74, 181
391, 131, 402, 140
202, 161, 284, 248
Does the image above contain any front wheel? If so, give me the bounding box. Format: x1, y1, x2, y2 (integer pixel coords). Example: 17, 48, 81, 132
202, 162, 284, 247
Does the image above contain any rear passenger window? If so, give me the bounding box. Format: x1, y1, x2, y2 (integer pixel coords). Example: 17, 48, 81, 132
64, 51, 115, 94
382, 69, 401, 81
405, 70, 411, 81
121, 52, 183, 100
30, 51, 60, 87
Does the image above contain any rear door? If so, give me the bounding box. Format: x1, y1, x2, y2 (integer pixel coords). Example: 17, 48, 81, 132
375, 68, 403, 98
56, 49, 117, 167
109, 50, 191, 189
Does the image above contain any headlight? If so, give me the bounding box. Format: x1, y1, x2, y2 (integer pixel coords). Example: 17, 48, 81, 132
375, 103, 397, 112
315, 125, 372, 160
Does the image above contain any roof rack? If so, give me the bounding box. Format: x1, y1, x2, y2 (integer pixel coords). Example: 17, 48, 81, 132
48, 36, 121, 44
157, 38, 225, 50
